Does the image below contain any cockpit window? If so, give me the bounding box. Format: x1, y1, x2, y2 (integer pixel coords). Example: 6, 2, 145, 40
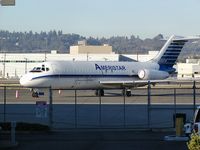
29, 65, 50, 73
30, 67, 42, 72
42, 65, 45, 71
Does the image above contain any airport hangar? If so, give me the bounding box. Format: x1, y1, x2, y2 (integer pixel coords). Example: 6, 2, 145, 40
0, 41, 199, 79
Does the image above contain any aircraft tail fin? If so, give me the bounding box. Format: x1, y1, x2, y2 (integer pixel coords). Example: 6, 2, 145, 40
152, 35, 200, 72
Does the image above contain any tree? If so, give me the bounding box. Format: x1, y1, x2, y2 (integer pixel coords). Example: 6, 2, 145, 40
187, 133, 200, 150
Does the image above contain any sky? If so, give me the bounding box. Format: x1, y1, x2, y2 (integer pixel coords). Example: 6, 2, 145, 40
0, 0, 200, 39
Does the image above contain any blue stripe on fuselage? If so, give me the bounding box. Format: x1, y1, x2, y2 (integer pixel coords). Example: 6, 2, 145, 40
31, 74, 138, 80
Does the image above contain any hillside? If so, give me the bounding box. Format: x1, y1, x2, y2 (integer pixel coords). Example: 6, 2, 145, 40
0, 30, 200, 61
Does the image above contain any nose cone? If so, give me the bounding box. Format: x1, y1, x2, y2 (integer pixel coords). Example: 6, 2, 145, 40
20, 74, 32, 87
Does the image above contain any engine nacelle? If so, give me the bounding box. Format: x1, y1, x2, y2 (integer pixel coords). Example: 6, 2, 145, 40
138, 69, 169, 80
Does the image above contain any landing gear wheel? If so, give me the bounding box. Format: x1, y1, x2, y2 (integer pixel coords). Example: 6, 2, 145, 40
99, 89, 104, 96
122, 89, 132, 97
126, 90, 132, 97
95, 89, 104, 96
32, 92, 39, 98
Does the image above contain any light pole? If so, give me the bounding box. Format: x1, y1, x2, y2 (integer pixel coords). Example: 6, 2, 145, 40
44, 51, 47, 62
44, 37, 47, 61
87, 53, 89, 61
3, 52, 6, 78
24, 58, 28, 74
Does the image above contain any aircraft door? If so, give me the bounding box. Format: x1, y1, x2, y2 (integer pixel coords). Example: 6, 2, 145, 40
50, 64, 61, 87
51, 64, 59, 74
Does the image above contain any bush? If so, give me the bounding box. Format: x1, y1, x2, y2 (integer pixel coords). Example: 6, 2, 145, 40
187, 133, 200, 150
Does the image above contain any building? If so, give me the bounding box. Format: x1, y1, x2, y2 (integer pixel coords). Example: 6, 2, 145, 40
70, 41, 114, 55
177, 59, 200, 78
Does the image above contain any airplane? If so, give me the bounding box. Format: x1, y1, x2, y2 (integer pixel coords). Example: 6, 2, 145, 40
19, 35, 200, 97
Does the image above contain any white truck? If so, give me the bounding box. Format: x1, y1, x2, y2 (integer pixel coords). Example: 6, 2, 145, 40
184, 106, 200, 136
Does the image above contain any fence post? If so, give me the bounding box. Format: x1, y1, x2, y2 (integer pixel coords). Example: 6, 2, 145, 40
11, 121, 16, 145
193, 81, 196, 114
99, 92, 102, 127
48, 87, 53, 129
75, 90, 77, 128
123, 88, 126, 128
174, 88, 177, 117
4, 86, 6, 122
147, 81, 151, 129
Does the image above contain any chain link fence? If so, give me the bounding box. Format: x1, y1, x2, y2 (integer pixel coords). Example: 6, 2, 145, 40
0, 81, 200, 129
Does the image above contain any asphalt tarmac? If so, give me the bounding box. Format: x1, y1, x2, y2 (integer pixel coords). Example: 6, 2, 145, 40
1, 130, 188, 150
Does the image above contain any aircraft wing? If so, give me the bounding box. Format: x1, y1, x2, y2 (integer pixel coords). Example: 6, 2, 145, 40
99, 80, 152, 88
100, 78, 199, 88
100, 81, 136, 87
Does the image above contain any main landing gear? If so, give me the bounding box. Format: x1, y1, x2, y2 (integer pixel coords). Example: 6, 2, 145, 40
95, 89, 132, 97
95, 89, 104, 96
122, 89, 132, 97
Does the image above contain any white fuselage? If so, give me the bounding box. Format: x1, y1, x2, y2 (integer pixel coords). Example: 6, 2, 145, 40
20, 61, 159, 89
20, 35, 199, 90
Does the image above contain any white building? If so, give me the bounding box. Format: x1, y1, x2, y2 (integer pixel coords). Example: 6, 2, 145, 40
0, 46, 158, 78
177, 59, 200, 78
70, 43, 114, 55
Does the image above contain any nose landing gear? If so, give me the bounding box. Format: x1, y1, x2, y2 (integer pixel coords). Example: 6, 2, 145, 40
32, 91, 39, 98
31, 89, 40, 98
